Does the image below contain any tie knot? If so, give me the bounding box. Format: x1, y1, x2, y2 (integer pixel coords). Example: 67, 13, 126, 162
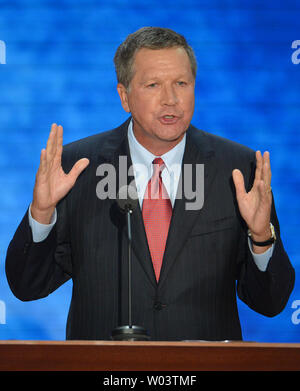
152, 157, 165, 176
153, 157, 164, 166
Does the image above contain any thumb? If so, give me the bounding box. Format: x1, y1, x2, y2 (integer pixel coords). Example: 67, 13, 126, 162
68, 158, 90, 184
232, 169, 246, 199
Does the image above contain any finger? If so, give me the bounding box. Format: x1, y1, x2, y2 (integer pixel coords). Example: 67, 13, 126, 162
67, 158, 90, 185
53, 125, 63, 166
254, 150, 263, 184
232, 169, 246, 198
40, 148, 47, 172
262, 151, 272, 188
46, 123, 57, 163
37, 148, 47, 176
53, 124, 59, 158
46, 123, 57, 151
258, 179, 272, 203
57, 124, 63, 148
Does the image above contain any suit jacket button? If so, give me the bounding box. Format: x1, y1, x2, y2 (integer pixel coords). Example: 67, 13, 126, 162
23, 243, 30, 254
154, 302, 165, 311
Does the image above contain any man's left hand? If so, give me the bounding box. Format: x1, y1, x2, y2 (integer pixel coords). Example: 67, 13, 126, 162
232, 151, 273, 251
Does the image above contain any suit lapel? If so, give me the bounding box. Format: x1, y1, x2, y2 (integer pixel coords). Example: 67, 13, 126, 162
97, 119, 157, 288
158, 125, 217, 289
96, 120, 218, 289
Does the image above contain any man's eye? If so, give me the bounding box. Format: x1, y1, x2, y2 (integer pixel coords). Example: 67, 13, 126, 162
147, 83, 157, 88
177, 81, 187, 86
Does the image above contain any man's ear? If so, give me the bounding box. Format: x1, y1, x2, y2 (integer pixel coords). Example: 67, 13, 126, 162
117, 83, 130, 113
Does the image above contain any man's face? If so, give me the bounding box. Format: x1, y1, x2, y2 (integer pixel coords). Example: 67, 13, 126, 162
117, 47, 195, 155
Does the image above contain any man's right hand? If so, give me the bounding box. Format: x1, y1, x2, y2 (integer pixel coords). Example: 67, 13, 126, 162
31, 123, 90, 224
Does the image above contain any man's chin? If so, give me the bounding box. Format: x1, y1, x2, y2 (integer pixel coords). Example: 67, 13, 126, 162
132, 119, 189, 153
158, 133, 185, 143
155, 124, 188, 143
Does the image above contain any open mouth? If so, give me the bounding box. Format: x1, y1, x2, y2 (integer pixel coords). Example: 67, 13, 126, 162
159, 115, 180, 124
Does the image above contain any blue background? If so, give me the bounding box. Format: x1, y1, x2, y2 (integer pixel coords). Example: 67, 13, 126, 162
0, 0, 299, 342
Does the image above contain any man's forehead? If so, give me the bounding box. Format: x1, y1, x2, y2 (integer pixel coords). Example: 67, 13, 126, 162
132, 47, 193, 75
134, 46, 187, 59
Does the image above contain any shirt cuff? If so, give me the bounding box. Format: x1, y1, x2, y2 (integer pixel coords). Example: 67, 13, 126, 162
248, 237, 274, 272
28, 203, 57, 243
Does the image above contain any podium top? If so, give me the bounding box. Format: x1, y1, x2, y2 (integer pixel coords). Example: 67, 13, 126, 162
1, 340, 300, 371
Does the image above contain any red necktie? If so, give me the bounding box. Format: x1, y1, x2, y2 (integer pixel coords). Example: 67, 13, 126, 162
142, 158, 172, 281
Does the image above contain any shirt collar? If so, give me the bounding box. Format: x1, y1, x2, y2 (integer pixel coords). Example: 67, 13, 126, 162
127, 119, 186, 173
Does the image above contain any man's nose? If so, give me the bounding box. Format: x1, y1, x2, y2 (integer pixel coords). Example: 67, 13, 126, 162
160, 84, 178, 105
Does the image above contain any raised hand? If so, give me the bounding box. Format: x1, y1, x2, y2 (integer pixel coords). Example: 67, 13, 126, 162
31, 123, 89, 224
232, 151, 272, 251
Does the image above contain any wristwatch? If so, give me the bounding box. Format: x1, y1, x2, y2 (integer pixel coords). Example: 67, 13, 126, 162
248, 223, 276, 246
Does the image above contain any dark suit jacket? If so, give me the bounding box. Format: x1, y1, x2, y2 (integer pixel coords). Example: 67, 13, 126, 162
5, 118, 295, 341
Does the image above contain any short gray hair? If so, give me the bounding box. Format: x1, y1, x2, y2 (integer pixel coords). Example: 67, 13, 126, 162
114, 27, 197, 89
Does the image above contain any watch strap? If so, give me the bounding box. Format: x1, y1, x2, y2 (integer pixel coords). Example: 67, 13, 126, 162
248, 223, 276, 247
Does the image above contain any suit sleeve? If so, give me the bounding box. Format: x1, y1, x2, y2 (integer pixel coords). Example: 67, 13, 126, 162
236, 180, 295, 317
5, 194, 72, 302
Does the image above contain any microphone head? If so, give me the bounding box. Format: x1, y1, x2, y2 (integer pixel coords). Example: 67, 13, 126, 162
117, 185, 139, 212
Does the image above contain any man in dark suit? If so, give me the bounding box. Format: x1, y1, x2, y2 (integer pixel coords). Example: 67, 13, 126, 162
5, 27, 295, 341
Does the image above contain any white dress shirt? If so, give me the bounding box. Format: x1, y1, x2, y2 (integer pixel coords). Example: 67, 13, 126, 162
127, 119, 185, 208
29, 121, 274, 271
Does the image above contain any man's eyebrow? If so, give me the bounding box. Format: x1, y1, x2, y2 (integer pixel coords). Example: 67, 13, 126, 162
139, 72, 193, 83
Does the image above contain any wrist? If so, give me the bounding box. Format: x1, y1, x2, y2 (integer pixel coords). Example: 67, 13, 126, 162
250, 227, 271, 242
30, 203, 55, 225
251, 242, 272, 254
248, 223, 276, 247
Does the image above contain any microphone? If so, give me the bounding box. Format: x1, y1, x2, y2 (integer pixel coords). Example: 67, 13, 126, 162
116, 184, 139, 213
111, 185, 150, 341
